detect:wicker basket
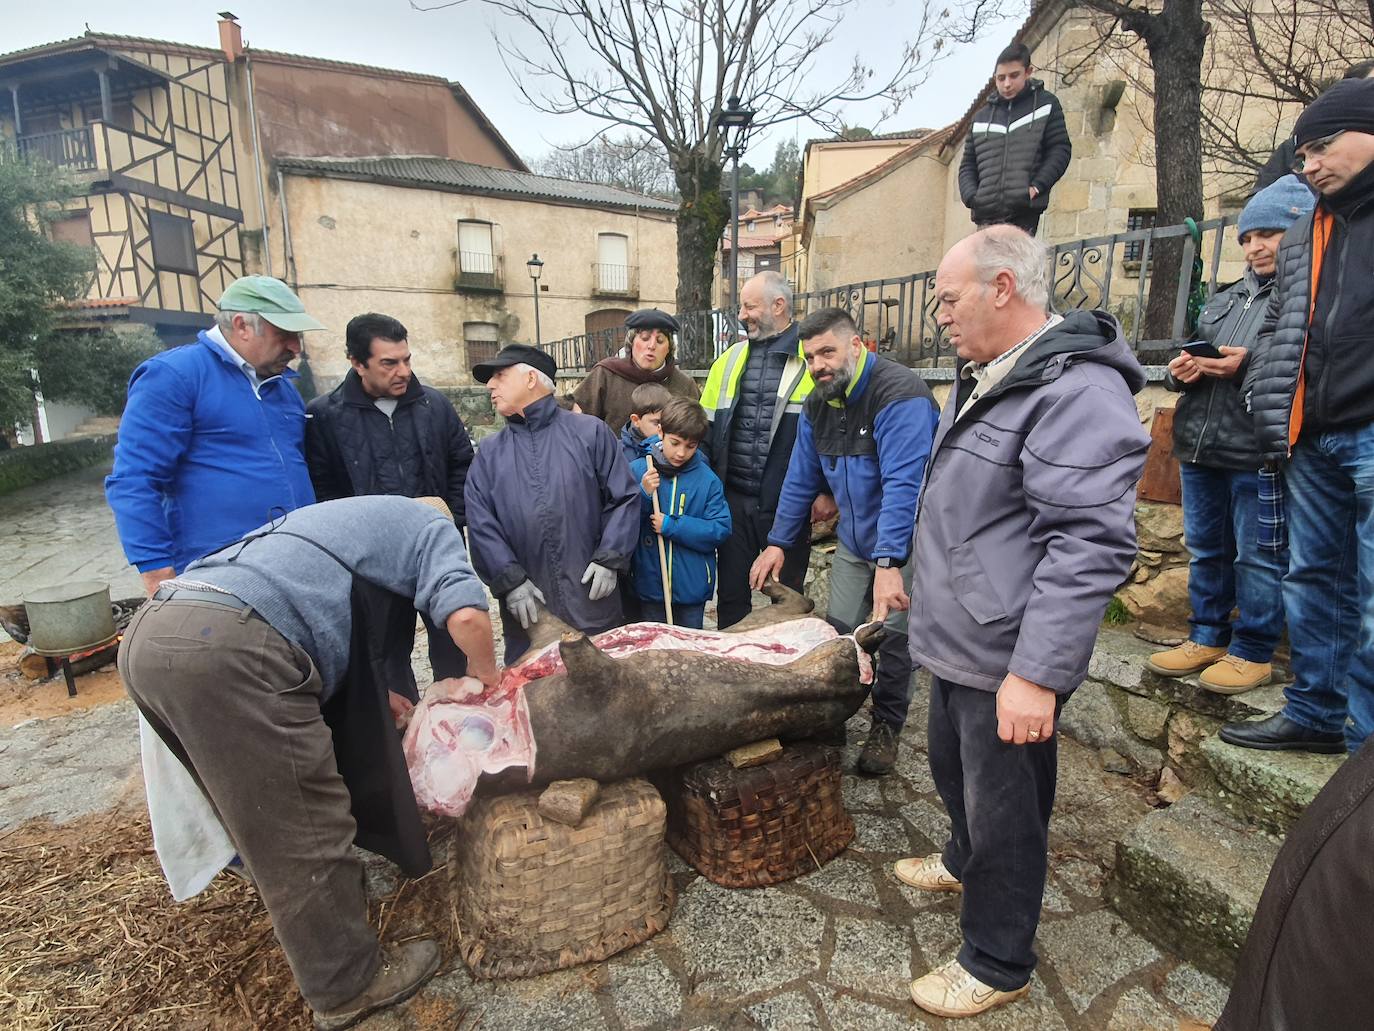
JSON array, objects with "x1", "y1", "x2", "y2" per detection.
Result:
[
  {"x1": 659, "y1": 741, "x2": 854, "y2": 888},
  {"x1": 449, "y1": 778, "x2": 674, "y2": 979}
]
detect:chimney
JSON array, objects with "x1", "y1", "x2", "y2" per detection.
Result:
[{"x1": 218, "y1": 12, "x2": 243, "y2": 63}]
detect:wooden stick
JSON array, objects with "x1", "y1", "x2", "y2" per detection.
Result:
[{"x1": 650, "y1": 491, "x2": 674, "y2": 625}]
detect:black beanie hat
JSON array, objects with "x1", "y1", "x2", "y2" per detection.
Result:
[{"x1": 1293, "y1": 78, "x2": 1374, "y2": 148}]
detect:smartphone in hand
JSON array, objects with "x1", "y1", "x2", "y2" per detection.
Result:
[{"x1": 1180, "y1": 341, "x2": 1224, "y2": 360}]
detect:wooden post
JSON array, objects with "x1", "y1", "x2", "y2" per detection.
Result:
[{"x1": 651, "y1": 492, "x2": 673, "y2": 625}]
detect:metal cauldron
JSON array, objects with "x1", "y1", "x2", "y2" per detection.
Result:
[{"x1": 23, "y1": 581, "x2": 118, "y2": 657}]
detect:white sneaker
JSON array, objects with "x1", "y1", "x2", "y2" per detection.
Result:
[{"x1": 909, "y1": 959, "x2": 1030, "y2": 1018}]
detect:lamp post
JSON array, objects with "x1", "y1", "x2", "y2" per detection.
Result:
[
  {"x1": 717, "y1": 95, "x2": 756, "y2": 314},
  {"x1": 526, "y1": 253, "x2": 544, "y2": 346}
]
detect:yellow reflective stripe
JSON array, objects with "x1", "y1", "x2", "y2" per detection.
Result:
[{"x1": 701, "y1": 341, "x2": 749, "y2": 413}]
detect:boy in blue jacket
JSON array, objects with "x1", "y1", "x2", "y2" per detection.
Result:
[
  {"x1": 631, "y1": 397, "x2": 732, "y2": 628},
  {"x1": 619, "y1": 382, "x2": 672, "y2": 465}
]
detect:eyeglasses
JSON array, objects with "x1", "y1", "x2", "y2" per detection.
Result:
[{"x1": 1292, "y1": 130, "x2": 1346, "y2": 173}]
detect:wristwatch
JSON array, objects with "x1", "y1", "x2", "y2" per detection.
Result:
[{"x1": 876, "y1": 557, "x2": 898, "y2": 568}]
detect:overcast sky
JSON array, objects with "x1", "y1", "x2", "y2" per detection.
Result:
[{"x1": 3, "y1": 0, "x2": 1023, "y2": 167}]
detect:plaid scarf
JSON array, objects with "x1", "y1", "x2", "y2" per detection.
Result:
[{"x1": 1258, "y1": 466, "x2": 1287, "y2": 553}]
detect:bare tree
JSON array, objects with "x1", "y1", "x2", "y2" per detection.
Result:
[
  {"x1": 533, "y1": 133, "x2": 677, "y2": 199},
  {"x1": 422, "y1": 0, "x2": 974, "y2": 313},
  {"x1": 1063, "y1": 0, "x2": 1208, "y2": 339},
  {"x1": 1201, "y1": 0, "x2": 1374, "y2": 182}
]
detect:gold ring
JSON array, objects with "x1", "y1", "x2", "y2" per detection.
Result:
[{"x1": 1028, "y1": 730, "x2": 1041, "y2": 740}]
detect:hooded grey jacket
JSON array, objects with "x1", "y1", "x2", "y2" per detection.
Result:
[{"x1": 907, "y1": 311, "x2": 1149, "y2": 694}]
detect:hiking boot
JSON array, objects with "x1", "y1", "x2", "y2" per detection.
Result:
[
  {"x1": 1146, "y1": 640, "x2": 1227, "y2": 678},
  {"x1": 857, "y1": 720, "x2": 900, "y2": 776},
  {"x1": 893, "y1": 853, "x2": 963, "y2": 894},
  {"x1": 1199, "y1": 655, "x2": 1273, "y2": 695},
  {"x1": 910, "y1": 959, "x2": 1031, "y2": 1018},
  {"x1": 313, "y1": 939, "x2": 441, "y2": 1031}
]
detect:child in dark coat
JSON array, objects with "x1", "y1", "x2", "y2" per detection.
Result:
[
  {"x1": 619, "y1": 383, "x2": 672, "y2": 465},
  {"x1": 631, "y1": 398, "x2": 731, "y2": 628}
]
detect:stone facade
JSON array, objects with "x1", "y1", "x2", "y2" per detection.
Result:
[{"x1": 271, "y1": 173, "x2": 678, "y2": 391}]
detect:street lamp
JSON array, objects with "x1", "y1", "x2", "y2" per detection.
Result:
[
  {"x1": 526, "y1": 253, "x2": 544, "y2": 346},
  {"x1": 717, "y1": 95, "x2": 755, "y2": 313}
]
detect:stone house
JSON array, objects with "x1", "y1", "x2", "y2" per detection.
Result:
[
  {"x1": 718, "y1": 203, "x2": 794, "y2": 309},
  {"x1": 788, "y1": 0, "x2": 1343, "y2": 299},
  {"x1": 1, "y1": 14, "x2": 676, "y2": 392},
  {"x1": 270, "y1": 156, "x2": 677, "y2": 390}
]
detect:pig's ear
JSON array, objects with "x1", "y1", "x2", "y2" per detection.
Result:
[
  {"x1": 524, "y1": 601, "x2": 576, "y2": 652},
  {"x1": 559, "y1": 631, "x2": 624, "y2": 688},
  {"x1": 854, "y1": 622, "x2": 888, "y2": 654}
]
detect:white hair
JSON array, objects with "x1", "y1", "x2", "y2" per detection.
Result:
[
  {"x1": 752, "y1": 269, "x2": 793, "y2": 310},
  {"x1": 215, "y1": 310, "x2": 264, "y2": 336},
  {"x1": 513, "y1": 363, "x2": 555, "y2": 392},
  {"x1": 970, "y1": 229, "x2": 1052, "y2": 311}
]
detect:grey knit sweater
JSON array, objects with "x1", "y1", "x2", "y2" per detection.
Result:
[{"x1": 184, "y1": 496, "x2": 488, "y2": 697}]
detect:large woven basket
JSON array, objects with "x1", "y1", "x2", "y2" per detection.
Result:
[
  {"x1": 449, "y1": 778, "x2": 674, "y2": 979},
  {"x1": 659, "y1": 742, "x2": 853, "y2": 888}
]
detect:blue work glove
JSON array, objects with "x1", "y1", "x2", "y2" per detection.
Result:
[
  {"x1": 581, "y1": 562, "x2": 618, "y2": 602},
  {"x1": 505, "y1": 580, "x2": 545, "y2": 629}
]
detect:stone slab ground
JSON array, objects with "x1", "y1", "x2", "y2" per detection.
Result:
[{"x1": 0, "y1": 466, "x2": 1239, "y2": 1028}]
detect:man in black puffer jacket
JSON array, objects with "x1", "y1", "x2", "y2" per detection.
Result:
[
  {"x1": 1148, "y1": 176, "x2": 1312, "y2": 696},
  {"x1": 1226, "y1": 78, "x2": 1374, "y2": 756},
  {"x1": 958, "y1": 43, "x2": 1072, "y2": 236},
  {"x1": 306, "y1": 312, "x2": 475, "y2": 679}
]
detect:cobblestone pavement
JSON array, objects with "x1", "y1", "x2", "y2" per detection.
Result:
[
  {"x1": 0, "y1": 468, "x2": 1231, "y2": 1029},
  {"x1": 0, "y1": 462, "x2": 143, "y2": 603}
]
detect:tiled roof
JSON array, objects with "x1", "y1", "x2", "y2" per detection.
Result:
[
  {"x1": 275, "y1": 155, "x2": 678, "y2": 213},
  {"x1": 57, "y1": 297, "x2": 138, "y2": 308}
]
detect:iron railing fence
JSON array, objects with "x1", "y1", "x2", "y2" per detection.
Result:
[
  {"x1": 544, "y1": 309, "x2": 744, "y2": 374},
  {"x1": 543, "y1": 215, "x2": 1241, "y2": 372}
]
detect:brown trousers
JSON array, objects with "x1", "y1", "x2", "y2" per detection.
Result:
[{"x1": 119, "y1": 599, "x2": 380, "y2": 1010}]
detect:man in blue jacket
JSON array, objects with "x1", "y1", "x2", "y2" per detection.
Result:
[
  {"x1": 750, "y1": 307, "x2": 939, "y2": 775},
  {"x1": 465, "y1": 344, "x2": 640, "y2": 662},
  {"x1": 106, "y1": 276, "x2": 323, "y2": 593}
]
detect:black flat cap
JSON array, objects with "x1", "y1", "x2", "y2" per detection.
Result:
[
  {"x1": 625, "y1": 308, "x2": 681, "y2": 335},
  {"x1": 471, "y1": 343, "x2": 557, "y2": 384}
]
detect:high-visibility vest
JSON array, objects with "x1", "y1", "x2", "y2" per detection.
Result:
[{"x1": 700, "y1": 336, "x2": 813, "y2": 452}]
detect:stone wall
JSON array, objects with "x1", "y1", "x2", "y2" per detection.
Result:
[{"x1": 0, "y1": 435, "x2": 116, "y2": 496}]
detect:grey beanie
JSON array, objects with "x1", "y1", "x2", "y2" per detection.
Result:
[{"x1": 1238, "y1": 174, "x2": 1314, "y2": 240}]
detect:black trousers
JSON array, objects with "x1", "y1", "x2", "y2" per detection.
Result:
[
  {"x1": 927, "y1": 676, "x2": 1063, "y2": 990},
  {"x1": 717, "y1": 488, "x2": 811, "y2": 629},
  {"x1": 976, "y1": 211, "x2": 1041, "y2": 237},
  {"x1": 418, "y1": 609, "x2": 467, "y2": 683}
]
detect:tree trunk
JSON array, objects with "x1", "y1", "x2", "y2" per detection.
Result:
[
  {"x1": 1139, "y1": 0, "x2": 1207, "y2": 340},
  {"x1": 671, "y1": 149, "x2": 728, "y2": 316}
]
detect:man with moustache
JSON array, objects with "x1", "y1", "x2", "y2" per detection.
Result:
[
  {"x1": 1225, "y1": 78, "x2": 1374, "y2": 755},
  {"x1": 306, "y1": 312, "x2": 475, "y2": 680},
  {"x1": 750, "y1": 307, "x2": 938, "y2": 775}
]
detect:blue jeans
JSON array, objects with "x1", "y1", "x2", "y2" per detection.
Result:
[
  {"x1": 1282, "y1": 424, "x2": 1374, "y2": 751},
  {"x1": 1179, "y1": 463, "x2": 1286, "y2": 662},
  {"x1": 639, "y1": 599, "x2": 705, "y2": 629}
]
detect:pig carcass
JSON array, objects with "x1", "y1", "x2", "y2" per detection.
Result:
[{"x1": 404, "y1": 583, "x2": 882, "y2": 818}]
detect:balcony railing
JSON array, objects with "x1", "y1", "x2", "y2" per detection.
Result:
[
  {"x1": 14, "y1": 126, "x2": 97, "y2": 170},
  {"x1": 592, "y1": 262, "x2": 639, "y2": 298},
  {"x1": 456, "y1": 251, "x2": 503, "y2": 292},
  {"x1": 544, "y1": 215, "x2": 1241, "y2": 372}
]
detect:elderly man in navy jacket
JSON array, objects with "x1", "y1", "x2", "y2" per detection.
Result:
[
  {"x1": 464, "y1": 345, "x2": 640, "y2": 662},
  {"x1": 750, "y1": 307, "x2": 939, "y2": 776}
]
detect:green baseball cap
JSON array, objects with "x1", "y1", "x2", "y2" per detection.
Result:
[{"x1": 217, "y1": 275, "x2": 325, "y2": 332}]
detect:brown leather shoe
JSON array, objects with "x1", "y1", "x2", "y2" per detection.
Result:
[
  {"x1": 857, "y1": 720, "x2": 900, "y2": 776},
  {"x1": 313, "y1": 939, "x2": 441, "y2": 1031},
  {"x1": 1146, "y1": 641, "x2": 1227, "y2": 678},
  {"x1": 910, "y1": 959, "x2": 1030, "y2": 1018},
  {"x1": 1199, "y1": 655, "x2": 1273, "y2": 694}
]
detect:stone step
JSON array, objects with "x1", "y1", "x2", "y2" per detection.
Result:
[
  {"x1": 66, "y1": 415, "x2": 121, "y2": 440},
  {"x1": 1108, "y1": 793, "x2": 1280, "y2": 982},
  {"x1": 1200, "y1": 734, "x2": 1343, "y2": 836}
]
